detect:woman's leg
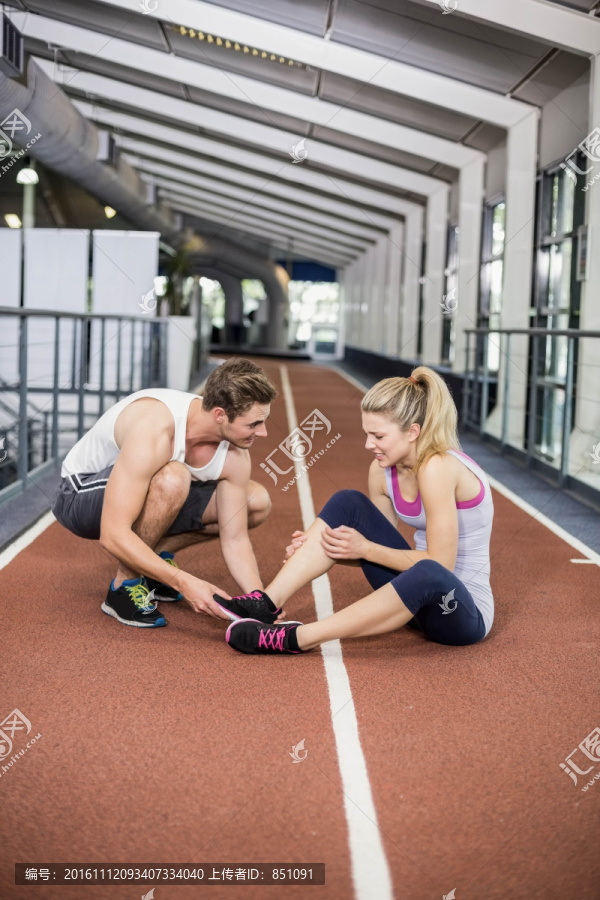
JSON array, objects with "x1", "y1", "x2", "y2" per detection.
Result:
[
  {"x1": 296, "y1": 582, "x2": 415, "y2": 649},
  {"x1": 294, "y1": 559, "x2": 487, "y2": 650},
  {"x1": 266, "y1": 516, "x2": 333, "y2": 606},
  {"x1": 267, "y1": 489, "x2": 412, "y2": 607}
]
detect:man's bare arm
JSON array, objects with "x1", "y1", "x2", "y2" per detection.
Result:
[
  {"x1": 216, "y1": 449, "x2": 264, "y2": 592},
  {"x1": 100, "y1": 404, "x2": 229, "y2": 618}
]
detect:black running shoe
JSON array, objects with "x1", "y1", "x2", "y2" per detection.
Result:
[
  {"x1": 226, "y1": 618, "x2": 306, "y2": 655},
  {"x1": 101, "y1": 577, "x2": 167, "y2": 628},
  {"x1": 145, "y1": 553, "x2": 183, "y2": 602},
  {"x1": 213, "y1": 589, "x2": 283, "y2": 624}
]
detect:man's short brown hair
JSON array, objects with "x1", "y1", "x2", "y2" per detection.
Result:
[{"x1": 202, "y1": 358, "x2": 277, "y2": 421}]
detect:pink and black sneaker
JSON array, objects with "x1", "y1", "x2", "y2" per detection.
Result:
[
  {"x1": 225, "y1": 619, "x2": 307, "y2": 655},
  {"x1": 213, "y1": 590, "x2": 283, "y2": 624}
]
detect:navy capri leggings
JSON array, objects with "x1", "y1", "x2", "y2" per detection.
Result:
[{"x1": 319, "y1": 490, "x2": 487, "y2": 646}]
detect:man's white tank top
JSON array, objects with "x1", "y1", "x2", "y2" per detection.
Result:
[
  {"x1": 60, "y1": 388, "x2": 229, "y2": 482},
  {"x1": 384, "y1": 449, "x2": 494, "y2": 636}
]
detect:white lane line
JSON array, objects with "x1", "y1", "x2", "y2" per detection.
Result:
[
  {"x1": 332, "y1": 366, "x2": 600, "y2": 566},
  {"x1": 280, "y1": 364, "x2": 394, "y2": 900},
  {"x1": 485, "y1": 475, "x2": 600, "y2": 566},
  {"x1": 0, "y1": 511, "x2": 56, "y2": 571},
  {"x1": 570, "y1": 558, "x2": 599, "y2": 565}
]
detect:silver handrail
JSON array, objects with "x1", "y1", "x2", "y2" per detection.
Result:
[
  {"x1": 0, "y1": 307, "x2": 169, "y2": 502},
  {"x1": 463, "y1": 327, "x2": 600, "y2": 496}
]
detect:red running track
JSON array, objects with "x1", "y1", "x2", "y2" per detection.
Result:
[{"x1": 1, "y1": 359, "x2": 599, "y2": 900}]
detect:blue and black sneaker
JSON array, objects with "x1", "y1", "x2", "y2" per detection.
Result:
[
  {"x1": 101, "y1": 577, "x2": 167, "y2": 628},
  {"x1": 145, "y1": 551, "x2": 184, "y2": 602}
]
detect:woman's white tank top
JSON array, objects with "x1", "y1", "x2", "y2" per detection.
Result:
[
  {"x1": 384, "y1": 449, "x2": 494, "y2": 636},
  {"x1": 60, "y1": 388, "x2": 229, "y2": 482}
]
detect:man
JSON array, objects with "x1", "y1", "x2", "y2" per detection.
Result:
[{"x1": 51, "y1": 357, "x2": 277, "y2": 628}]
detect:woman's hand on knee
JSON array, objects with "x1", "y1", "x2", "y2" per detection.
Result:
[
  {"x1": 321, "y1": 525, "x2": 370, "y2": 560},
  {"x1": 283, "y1": 530, "x2": 306, "y2": 563}
]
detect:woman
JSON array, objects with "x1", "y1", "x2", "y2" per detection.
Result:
[{"x1": 215, "y1": 366, "x2": 494, "y2": 655}]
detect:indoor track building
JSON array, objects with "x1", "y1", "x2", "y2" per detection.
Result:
[{"x1": 0, "y1": 1, "x2": 599, "y2": 898}]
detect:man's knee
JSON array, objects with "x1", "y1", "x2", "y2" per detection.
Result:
[
  {"x1": 150, "y1": 461, "x2": 191, "y2": 500},
  {"x1": 248, "y1": 481, "x2": 271, "y2": 526}
]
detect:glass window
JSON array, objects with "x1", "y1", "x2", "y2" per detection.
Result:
[
  {"x1": 441, "y1": 225, "x2": 459, "y2": 365},
  {"x1": 479, "y1": 201, "x2": 506, "y2": 374},
  {"x1": 531, "y1": 161, "x2": 583, "y2": 465}
]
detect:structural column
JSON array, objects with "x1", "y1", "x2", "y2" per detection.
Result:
[
  {"x1": 570, "y1": 51, "x2": 600, "y2": 483},
  {"x1": 421, "y1": 185, "x2": 449, "y2": 366},
  {"x1": 453, "y1": 155, "x2": 485, "y2": 372},
  {"x1": 384, "y1": 222, "x2": 404, "y2": 357},
  {"x1": 400, "y1": 206, "x2": 424, "y2": 360},
  {"x1": 486, "y1": 109, "x2": 538, "y2": 446},
  {"x1": 370, "y1": 238, "x2": 388, "y2": 354}
]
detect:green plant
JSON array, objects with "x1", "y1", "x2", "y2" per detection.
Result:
[{"x1": 164, "y1": 246, "x2": 192, "y2": 316}]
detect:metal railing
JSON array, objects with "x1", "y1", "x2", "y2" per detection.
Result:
[
  {"x1": 0, "y1": 307, "x2": 169, "y2": 503},
  {"x1": 463, "y1": 327, "x2": 600, "y2": 493}
]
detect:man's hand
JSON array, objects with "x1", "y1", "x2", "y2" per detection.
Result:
[
  {"x1": 283, "y1": 530, "x2": 306, "y2": 563},
  {"x1": 178, "y1": 573, "x2": 232, "y2": 619},
  {"x1": 320, "y1": 525, "x2": 370, "y2": 560}
]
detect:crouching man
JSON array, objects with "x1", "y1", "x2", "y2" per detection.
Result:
[{"x1": 51, "y1": 357, "x2": 277, "y2": 628}]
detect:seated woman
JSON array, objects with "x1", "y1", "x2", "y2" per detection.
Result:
[{"x1": 216, "y1": 366, "x2": 494, "y2": 655}]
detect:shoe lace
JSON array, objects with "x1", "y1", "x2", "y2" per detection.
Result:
[
  {"x1": 258, "y1": 626, "x2": 286, "y2": 652},
  {"x1": 165, "y1": 557, "x2": 179, "y2": 569},
  {"x1": 125, "y1": 582, "x2": 156, "y2": 611},
  {"x1": 239, "y1": 591, "x2": 264, "y2": 602}
]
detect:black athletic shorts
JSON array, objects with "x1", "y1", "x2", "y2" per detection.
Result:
[{"x1": 51, "y1": 466, "x2": 218, "y2": 541}]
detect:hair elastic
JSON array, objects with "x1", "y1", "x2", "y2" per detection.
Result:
[{"x1": 408, "y1": 376, "x2": 418, "y2": 384}]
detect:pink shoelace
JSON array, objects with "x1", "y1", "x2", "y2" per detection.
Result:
[
  {"x1": 240, "y1": 591, "x2": 264, "y2": 601},
  {"x1": 258, "y1": 626, "x2": 287, "y2": 652}
]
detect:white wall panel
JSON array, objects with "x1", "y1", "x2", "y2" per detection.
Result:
[
  {"x1": 0, "y1": 230, "x2": 22, "y2": 408},
  {"x1": 90, "y1": 231, "x2": 160, "y2": 392},
  {"x1": 23, "y1": 228, "x2": 89, "y2": 390}
]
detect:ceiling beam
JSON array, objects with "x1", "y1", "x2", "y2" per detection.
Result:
[
  {"x1": 87, "y1": 0, "x2": 539, "y2": 122},
  {"x1": 126, "y1": 156, "x2": 382, "y2": 242},
  {"x1": 72, "y1": 99, "x2": 417, "y2": 221},
  {"x1": 34, "y1": 57, "x2": 444, "y2": 197},
  {"x1": 11, "y1": 13, "x2": 482, "y2": 168},
  {"x1": 168, "y1": 197, "x2": 352, "y2": 267},
  {"x1": 159, "y1": 181, "x2": 370, "y2": 252},
  {"x1": 163, "y1": 188, "x2": 361, "y2": 256},
  {"x1": 418, "y1": 0, "x2": 600, "y2": 57}
]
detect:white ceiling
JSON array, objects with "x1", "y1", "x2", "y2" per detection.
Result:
[{"x1": 0, "y1": 0, "x2": 596, "y2": 268}]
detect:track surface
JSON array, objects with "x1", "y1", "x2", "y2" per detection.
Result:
[{"x1": 1, "y1": 360, "x2": 599, "y2": 899}]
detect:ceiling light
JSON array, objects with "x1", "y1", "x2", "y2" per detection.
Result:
[
  {"x1": 173, "y1": 25, "x2": 304, "y2": 68},
  {"x1": 16, "y1": 167, "x2": 39, "y2": 185},
  {"x1": 4, "y1": 214, "x2": 22, "y2": 229},
  {"x1": 104, "y1": 206, "x2": 117, "y2": 219}
]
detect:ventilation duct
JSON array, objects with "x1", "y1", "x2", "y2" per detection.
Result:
[
  {"x1": 0, "y1": 14, "x2": 23, "y2": 77},
  {"x1": 0, "y1": 56, "x2": 288, "y2": 347}
]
